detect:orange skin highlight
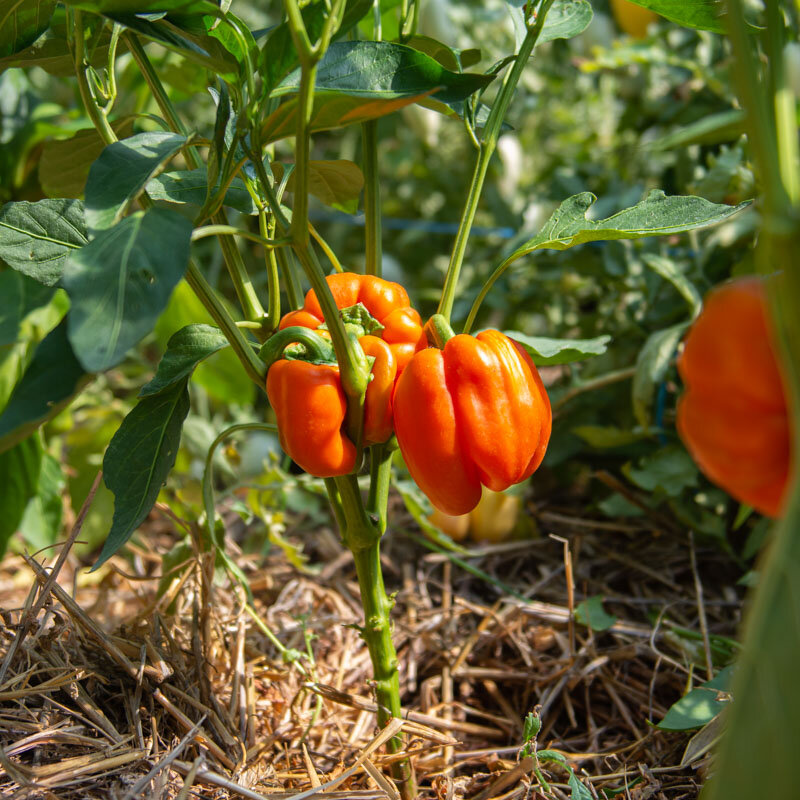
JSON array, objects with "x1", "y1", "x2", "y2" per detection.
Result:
[
  {"x1": 279, "y1": 273, "x2": 424, "y2": 444},
  {"x1": 677, "y1": 276, "x2": 792, "y2": 517},
  {"x1": 393, "y1": 330, "x2": 552, "y2": 515},
  {"x1": 266, "y1": 359, "x2": 356, "y2": 478}
]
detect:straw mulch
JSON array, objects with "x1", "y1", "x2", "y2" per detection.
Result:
[{"x1": 0, "y1": 475, "x2": 741, "y2": 800}]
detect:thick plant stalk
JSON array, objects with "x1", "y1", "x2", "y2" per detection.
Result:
[{"x1": 331, "y1": 475, "x2": 416, "y2": 798}]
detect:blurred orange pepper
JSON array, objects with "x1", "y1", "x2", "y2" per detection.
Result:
[{"x1": 677, "y1": 276, "x2": 792, "y2": 517}]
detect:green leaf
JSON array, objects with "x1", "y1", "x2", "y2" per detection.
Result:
[
  {"x1": 0, "y1": 0, "x2": 57, "y2": 58},
  {"x1": 38, "y1": 118, "x2": 135, "y2": 199},
  {"x1": 60, "y1": 0, "x2": 218, "y2": 13},
  {"x1": 84, "y1": 131, "x2": 186, "y2": 233},
  {"x1": 63, "y1": 207, "x2": 192, "y2": 372},
  {"x1": 503, "y1": 331, "x2": 611, "y2": 365},
  {"x1": 507, "y1": 191, "x2": 749, "y2": 263},
  {"x1": 263, "y1": 41, "x2": 493, "y2": 143},
  {"x1": 538, "y1": 0, "x2": 593, "y2": 44},
  {"x1": 624, "y1": 445, "x2": 698, "y2": 497},
  {"x1": 0, "y1": 435, "x2": 42, "y2": 556},
  {"x1": 18, "y1": 451, "x2": 65, "y2": 552},
  {"x1": 259, "y1": 0, "x2": 372, "y2": 93},
  {"x1": 271, "y1": 160, "x2": 364, "y2": 209},
  {"x1": 403, "y1": 34, "x2": 463, "y2": 72},
  {"x1": 95, "y1": 378, "x2": 190, "y2": 569},
  {"x1": 658, "y1": 667, "x2": 733, "y2": 731},
  {"x1": 567, "y1": 770, "x2": 593, "y2": 800},
  {"x1": 0, "y1": 199, "x2": 88, "y2": 286},
  {"x1": 649, "y1": 109, "x2": 746, "y2": 151},
  {"x1": 146, "y1": 169, "x2": 257, "y2": 214},
  {"x1": 575, "y1": 595, "x2": 617, "y2": 631},
  {"x1": 642, "y1": 254, "x2": 702, "y2": 317},
  {"x1": 0, "y1": 320, "x2": 90, "y2": 453},
  {"x1": 0, "y1": 272, "x2": 55, "y2": 347},
  {"x1": 632, "y1": 322, "x2": 687, "y2": 428},
  {"x1": 621, "y1": 0, "x2": 729, "y2": 34},
  {"x1": 0, "y1": 10, "x2": 116, "y2": 76},
  {"x1": 140, "y1": 323, "x2": 229, "y2": 397}
]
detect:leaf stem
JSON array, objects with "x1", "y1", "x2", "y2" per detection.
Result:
[
  {"x1": 437, "y1": 0, "x2": 555, "y2": 323},
  {"x1": 191, "y1": 225, "x2": 291, "y2": 248},
  {"x1": 462, "y1": 252, "x2": 516, "y2": 334}
]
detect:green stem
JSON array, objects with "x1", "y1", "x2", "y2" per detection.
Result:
[
  {"x1": 310, "y1": 222, "x2": 345, "y2": 273},
  {"x1": 362, "y1": 120, "x2": 382, "y2": 277},
  {"x1": 191, "y1": 224, "x2": 291, "y2": 248},
  {"x1": 437, "y1": 0, "x2": 555, "y2": 323},
  {"x1": 259, "y1": 326, "x2": 334, "y2": 368},
  {"x1": 328, "y1": 476, "x2": 416, "y2": 798},
  {"x1": 72, "y1": 10, "x2": 116, "y2": 144},
  {"x1": 366, "y1": 442, "x2": 394, "y2": 534},
  {"x1": 290, "y1": 62, "x2": 317, "y2": 247},
  {"x1": 462, "y1": 252, "x2": 515, "y2": 334},
  {"x1": 260, "y1": 209, "x2": 282, "y2": 329}
]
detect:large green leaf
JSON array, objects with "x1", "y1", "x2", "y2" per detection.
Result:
[
  {"x1": 632, "y1": 322, "x2": 687, "y2": 429},
  {"x1": 38, "y1": 118, "x2": 135, "y2": 199},
  {"x1": 0, "y1": 435, "x2": 42, "y2": 556},
  {"x1": 263, "y1": 41, "x2": 493, "y2": 142},
  {"x1": 504, "y1": 331, "x2": 611, "y2": 365},
  {"x1": 140, "y1": 323, "x2": 229, "y2": 397},
  {"x1": 84, "y1": 131, "x2": 186, "y2": 233},
  {"x1": 95, "y1": 377, "x2": 190, "y2": 568},
  {"x1": 507, "y1": 191, "x2": 749, "y2": 262},
  {"x1": 146, "y1": 169, "x2": 257, "y2": 214},
  {"x1": 0, "y1": 199, "x2": 88, "y2": 286},
  {"x1": 0, "y1": 0, "x2": 57, "y2": 58},
  {"x1": 63, "y1": 207, "x2": 192, "y2": 372},
  {"x1": 0, "y1": 320, "x2": 90, "y2": 453},
  {"x1": 621, "y1": 0, "x2": 728, "y2": 34}
]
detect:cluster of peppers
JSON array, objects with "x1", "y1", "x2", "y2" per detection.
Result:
[{"x1": 262, "y1": 272, "x2": 553, "y2": 515}]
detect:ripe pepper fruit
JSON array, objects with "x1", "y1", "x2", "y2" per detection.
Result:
[
  {"x1": 279, "y1": 272, "x2": 424, "y2": 444},
  {"x1": 267, "y1": 356, "x2": 356, "y2": 478},
  {"x1": 393, "y1": 327, "x2": 552, "y2": 516},
  {"x1": 676, "y1": 276, "x2": 792, "y2": 518}
]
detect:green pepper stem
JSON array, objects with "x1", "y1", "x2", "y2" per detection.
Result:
[
  {"x1": 436, "y1": 0, "x2": 555, "y2": 323},
  {"x1": 259, "y1": 327, "x2": 334, "y2": 370},
  {"x1": 424, "y1": 314, "x2": 456, "y2": 348},
  {"x1": 367, "y1": 442, "x2": 394, "y2": 533},
  {"x1": 462, "y1": 252, "x2": 515, "y2": 334}
]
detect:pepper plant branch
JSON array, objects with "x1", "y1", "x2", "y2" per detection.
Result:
[
  {"x1": 124, "y1": 33, "x2": 269, "y2": 330},
  {"x1": 260, "y1": 210, "x2": 282, "y2": 328},
  {"x1": 72, "y1": 10, "x2": 116, "y2": 144},
  {"x1": 73, "y1": 27, "x2": 265, "y2": 386},
  {"x1": 362, "y1": 120, "x2": 382, "y2": 277},
  {"x1": 437, "y1": 0, "x2": 555, "y2": 324},
  {"x1": 191, "y1": 225, "x2": 291, "y2": 248},
  {"x1": 462, "y1": 252, "x2": 517, "y2": 334},
  {"x1": 366, "y1": 442, "x2": 394, "y2": 534},
  {"x1": 310, "y1": 223, "x2": 344, "y2": 273}
]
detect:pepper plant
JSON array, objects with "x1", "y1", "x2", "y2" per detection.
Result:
[{"x1": 0, "y1": 0, "x2": 769, "y2": 795}]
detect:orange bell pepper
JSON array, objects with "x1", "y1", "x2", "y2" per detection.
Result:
[
  {"x1": 677, "y1": 276, "x2": 792, "y2": 517},
  {"x1": 279, "y1": 273, "x2": 424, "y2": 444},
  {"x1": 393, "y1": 329, "x2": 552, "y2": 515},
  {"x1": 266, "y1": 358, "x2": 356, "y2": 478}
]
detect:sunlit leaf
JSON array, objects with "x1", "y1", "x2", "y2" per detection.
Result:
[
  {"x1": 504, "y1": 331, "x2": 611, "y2": 365},
  {"x1": 146, "y1": 169, "x2": 258, "y2": 214},
  {"x1": 0, "y1": 0, "x2": 57, "y2": 58}
]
